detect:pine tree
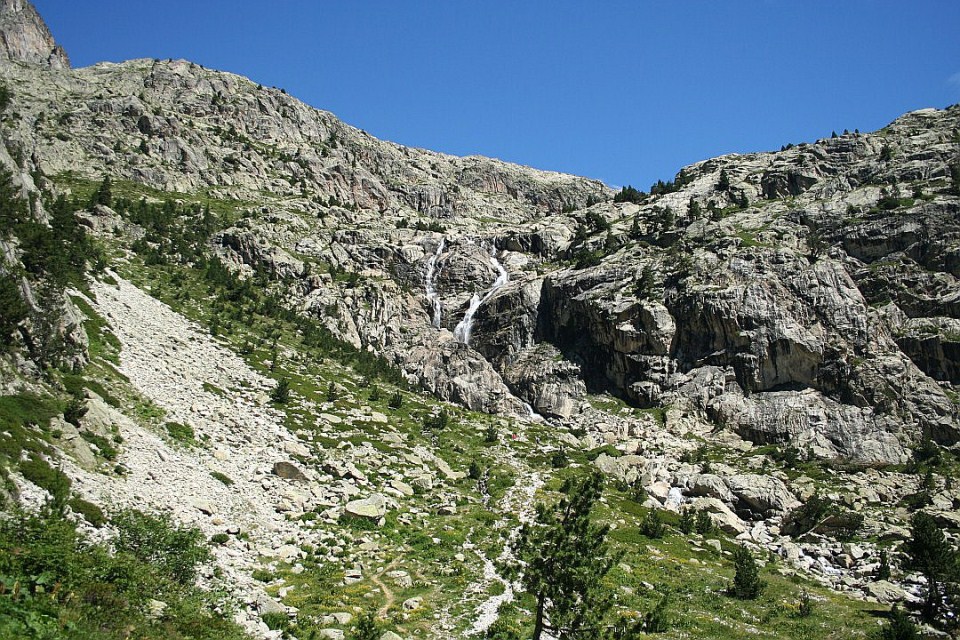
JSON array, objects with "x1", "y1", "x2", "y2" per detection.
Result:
[
  {"x1": 730, "y1": 545, "x2": 764, "y2": 599},
  {"x1": 878, "y1": 605, "x2": 919, "y2": 640},
  {"x1": 902, "y1": 511, "x2": 957, "y2": 621},
  {"x1": 269, "y1": 377, "x2": 290, "y2": 404},
  {"x1": 512, "y1": 472, "x2": 619, "y2": 639},
  {"x1": 0, "y1": 274, "x2": 27, "y2": 341},
  {"x1": 92, "y1": 175, "x2": 113, "y2": 208},
  {"x1": 717, "y1": 169, "x2": 731, "y2": 192}
]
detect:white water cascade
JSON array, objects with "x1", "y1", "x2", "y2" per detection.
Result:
[
  {"x1": 454, "y1": 246, "x2": 509, "y2": 345},
  {"x1": 424, "y1": 238, "x2": 446, "y2": 328}
]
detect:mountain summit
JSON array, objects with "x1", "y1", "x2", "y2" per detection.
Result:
[{"x1": 0, "y1": 0, "x2": 68, "y2": 68}]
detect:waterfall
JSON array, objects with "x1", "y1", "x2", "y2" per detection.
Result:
[
  {"x1": 454, "y1": 246, "x2": 509, "y2": 345},
  {"x1": 424, "y1": 238, "x2": 445, "y2": 328}
]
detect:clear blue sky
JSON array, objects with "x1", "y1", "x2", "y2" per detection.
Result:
[{"x1": 33, "y1": 1, "x2": 960, "y2": 189}]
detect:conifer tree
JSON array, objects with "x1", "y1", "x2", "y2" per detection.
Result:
[
  {"x1": 512, "y1": 472, "x2": 618, "y2": 639},
  {"x1": 902, "y1": 511, "x2": 957, "y2": 622}
]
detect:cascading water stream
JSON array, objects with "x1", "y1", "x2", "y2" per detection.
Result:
[
  {"x1": 454, "y1": 246, "x2": 509, "y2": 345},
  {"x1": 424, "y1": 238, "x2": 446, "y2": 329}
]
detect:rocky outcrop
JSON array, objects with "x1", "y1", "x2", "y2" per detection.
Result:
[
  {"x1": 0, "y1": 0, "x2": 68, "y2": 68},
  {"x1": 2, "y1": 2, "x2": 959, "y2": 466}
]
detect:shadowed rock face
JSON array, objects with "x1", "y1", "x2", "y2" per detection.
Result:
[
  {"x1": 0, "y1": 0, "x2": 68, "y2": 68},
  {"x1": 1, "y1": 1, "x2": 959, "y2": 465}
]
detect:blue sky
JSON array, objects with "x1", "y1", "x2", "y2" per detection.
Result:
[{"x1": 33, "y1": 1, "x2": 960, "y2": 189}]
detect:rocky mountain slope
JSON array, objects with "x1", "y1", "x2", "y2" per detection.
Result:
[{"x1": 2, "y1": 2, "x2": 960, "y2": 639}]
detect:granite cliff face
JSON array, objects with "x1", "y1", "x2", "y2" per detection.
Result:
[
  {"x1": 3, "y1": 2, "x2": 960, "y2": 637},
  {"x1": 1, "y1": 24, "x2": 958, "y2": 461},
  {"x1": 0, "y1": 0, "x2": 68, "y2": 68},
  {"x1": 5, "y1": 37, "x2": 958, "y2": 461}
]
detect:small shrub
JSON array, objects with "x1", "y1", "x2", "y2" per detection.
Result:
[
  {"x1": 484, "y1": 423, "x2": 498, "y2": 444},
  {"x1": 877, "y1": 605, "x2": 919, "y2": 640},
  {"x1": 211, "y1": 470, "x2": 234, "y2": 486},
  {"x1": 640, "y1": 509, "x2": 666, "y2": 539},
  {"x1": 875, "y1": 549, "x2": 891, "y2": 580},
  {"x1": 261, "y1": 611, "x2": 288, "y2": 632},
  {"x1": 368, "y1": 385, "x2": 381, "y2": 402},
  {"x1": 422, "y1": 408, "x2": 450, "y2": 431},
  {"x1": 550, "y1": 448, "x2": 568, "y2": 469},
  {"x1": 113, "y1": 509, "x2": 210, "y2": 583},
  {"x1": 80, "y1": 430, "x2": 118, "y2": 460},
  {"x1": 353, "y1": 609, "x2": 379, "y2": 640},
  {"x1": 468, "y1": 460, "x2": 483, "y2": 480},
  {"x1": 694, "y1": 508, "x2": 714, "y2": 535},
  {"x1": 795, "y1": 590, "x2": 813, "y2": 618},
  {"x1": 210, "y1": 532, "x2": 229, "y2": 545},
  {"x1": 326, "y1": 381, "x2": 338, "y2": 402},
  {"x1": 63, "y1": 395, "x2": 88, "y2": 427},
  {"x1": 164, "y1": 421, "x2": 195, "y2": 444},
  {"x1": 251, "y1": 568, "x2": 274, "y2": 582},
  {"x1": 645, "y1": 594, "x2": 671, "y2": 632},
  {"x1": 585, "y1": 444, "x2": 621, "y2": 461},
  {"x1": 387, "y1": 390, "x2": 403, "y2": 409},
  {"x1": 19, "y1": 455, "x2": 71, "y2": 511},
  {"x1": 784, "y1": 492, "x2": 833, "y2": 535},
  {"x1": 68, "y1": 497, "x2": 106, "y2": 526}
]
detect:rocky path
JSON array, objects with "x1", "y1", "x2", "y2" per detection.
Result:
[
  {"x1": 462, "y1": 441, "x2": 543, "y2": 637},
  {"x1": 67, "y1": 275, "x2": 328, "y2": 638}
]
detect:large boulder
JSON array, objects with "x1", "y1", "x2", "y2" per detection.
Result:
[
  {"x1": 344, "y1": 493, "x2": 387, "y2": 520},
  {"x1": 724, "y1": 474, "x2": 800, "y2": 517}
]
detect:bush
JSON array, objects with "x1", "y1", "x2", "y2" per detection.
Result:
[
  {"x1": 695, "y1": 508, "x2": 714, "y2": 535},
  {"x1": 210, "y1": 532, "x2": 229, "y2": 545},
  {"x1": 730, "y1": 546, "x2": 764, "y2": 599},
  {"x1": 261, "y1": 611, "x2": 289, "y2": 632},
  {"x1": 468, "y1": 460, "x2": 483, "y2": 480},
  {"x1": 644, "y1": 594, "x2": 671, "y2": 632},
  {"x1": 387, "y1": 390, "x2": 403, "y2": 409},
  {"x1": 251, "y1": 568, "x2": 274, "y2": 582},
  {"x1": 80, "y1": 430, "x2": 118, "y2": 460},
  {"x1": 210, "y1": 470, "x2": 234, "y2": 486},
  {"x1": 63, "y1": 395, "x2": 88, "y2": 427},
  {"x1": 877, "y1": 605, "x2": 919, "y2": 640},
  {"x1": 678, "y1": 507, "x2": 695, "y2": 534},
  {"x1": 353, "y1": 609, "x2": 379, "y2": 640},
  {"x1": 0, "y1": 509, "x2": 249, "y2": 640},
  {"x1": 585, "y1": 444, "x2": 621, "y2": 461},
  {"x1": 484, "y1": 424, "x2": 498, "y2": 444},
  {"x1": 550, "y1": 448, "x2": 568, "y2": 469},
  {"x1": 113, "y1": 509, "x2": 210, "y2": 583},
  {"x1": 784, "y1": 492, "x2": 833, "y2": 535},
  {"x1": 640, "y1": 509, "x2": 666, "y2": 539},
  {"x1": 68, "y1": 496, "x2": 106, "y2": 526},
  {"x1": 875, "y1": 549, "x2": 891, "y2": 580},
  {"x1": 19, "y1": 454, "x2": 71, "y2": 511},
  {"x1": 164, "y1": 420, "x2": 195, "y2": 444}
]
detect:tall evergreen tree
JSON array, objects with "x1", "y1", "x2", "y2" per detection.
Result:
[
  {"x1": 902, "y1": 511, "x2": 957, "y2": 622},
  {"x1": 512, "y1": 472, "x2": 618, "y2": 639}
]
